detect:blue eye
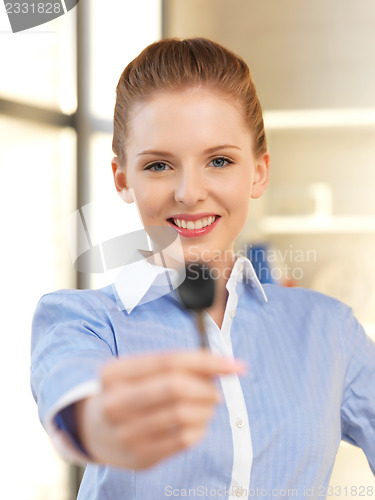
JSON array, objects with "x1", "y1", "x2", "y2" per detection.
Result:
[
  {"x1": 211, "y1": 157, "x2": 233, "y2": 168},
  {"x1": 145, "y1": 162, "x2": 170, "y2": 172}
]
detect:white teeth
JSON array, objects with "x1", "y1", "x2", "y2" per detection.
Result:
[{"x1": 172, "y1": 216, "x2": 217, "y2": 230}]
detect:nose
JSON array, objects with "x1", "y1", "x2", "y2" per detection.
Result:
[{"x1": 174, "y1": 167, "x2": 207, "y2": 206}]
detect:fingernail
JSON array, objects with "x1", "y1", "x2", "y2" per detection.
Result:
[{"x1": 222, "y1": 358, "x2": 248, "y2": 373}]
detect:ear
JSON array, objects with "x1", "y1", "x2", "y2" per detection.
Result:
[
  {"x1": 251, "y1": 151, "x2": 270, "y2": 199},
  {"x1": 111, "y1": 156, "x2": 134, "y2": 203}
]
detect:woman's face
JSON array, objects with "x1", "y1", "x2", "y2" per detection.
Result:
[{"x1": 112, "y1": 87, "x2": 269, "y2": 265}]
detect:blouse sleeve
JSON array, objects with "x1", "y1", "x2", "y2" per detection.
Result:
[
  {"x1": 30, "y1": 290, "x2": 117, "y2": 464},
  {"x1": 340, "y1": 303, "x2": 375, "y2": 475}
]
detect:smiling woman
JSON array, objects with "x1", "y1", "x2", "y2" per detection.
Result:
[
  {"x1": 30, "y1": 37, "x2": 375, "y2": 500},
  {"x1": 112, "y1": 87, "x2": 269, "y2": 270},
  {"x1": 110, "y1": 41, "x2": 269, "y2": 328}
]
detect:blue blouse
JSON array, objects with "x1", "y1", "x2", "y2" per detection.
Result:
[{"x1": 30, "y1": 256, "x2": 375, "y2": 499}]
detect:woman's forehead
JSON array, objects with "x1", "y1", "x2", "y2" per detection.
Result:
[
  {"x1": 133, "y1": 85, "x2": 243, "y2": 112},
  {"x1": 128, "y1": 88, "x2": 250, "y2": 144}
]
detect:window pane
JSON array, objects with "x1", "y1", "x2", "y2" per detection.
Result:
[
  {"x1": 89, "y1": 0, "x2": 161, "y2": 119},
  {"x1": 88, "y1": 132, "x2": 123, "y2": 289},
  {"x1": 0, "y1": 116, "x2": 76, "y2": 500},
  {"x1": 0, "y1": 12, "x2": 76, "y2": 113}
]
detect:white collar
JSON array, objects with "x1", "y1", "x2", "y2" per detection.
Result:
[{"x1": 113, "y1": 254, "x2": 268, "y2": 314}]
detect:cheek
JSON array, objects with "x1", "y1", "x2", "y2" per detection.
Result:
[
  {"x1": 228, "y1": 183, "x2": 252, "y2": 225},
  {"x1": 224, "y1": 175, "x2": 252, "y2": 205},
  {"x1": 131, "y1": 188, "x2": 151, "y2": 217},
  {"x1": 133, "y1": 186, "x2": 166, "y2": 220}
]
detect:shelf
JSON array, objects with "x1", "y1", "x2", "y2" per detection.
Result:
[
  {"x1": 257, "y1": 215, "x2": 375, "y2": 234},
  {"x1": 263, "y1": 108, "x2": 375, "y2": 130}
]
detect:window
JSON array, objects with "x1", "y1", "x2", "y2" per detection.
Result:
[{"x1": 0, "y1": 2, "x2": 161, "y2": 498}]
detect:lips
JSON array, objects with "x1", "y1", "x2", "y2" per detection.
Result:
[
  {"x1": 171, "y1": 215, "x2": 217, "y2": 229},
  {"x1": 167, "y1": 214, "x2": 221, "y2": 238}
]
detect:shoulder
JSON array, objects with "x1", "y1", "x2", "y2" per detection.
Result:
[
  {"x1": 34, "y1": 285, "x2": 118, "y2": 319},
  {"x1": 262, "y1": 283, "x2": 348, "y2": 314},
  {"x1": 255, "y1": 286, "x2": 370, "y2": 364},
  {"x1": 259, "y1": 284, "x2": 356, "y2": 341},
  {"x1": 31, "y1": 286, "x2": 122, "y2": 355},
  {"x1": 32, "y1": 286, "x2": 123, "y2": 341}
]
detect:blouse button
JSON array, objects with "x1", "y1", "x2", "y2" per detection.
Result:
[
  {"x1": 235, "y1": 418, "x2": 245, "y2": 428},
  {"x1": 235, "y1": 486, "x2": 244, "y2": 497},
  {"x1": 230, "y1": 310, "x2": 236, "y2": 319}
]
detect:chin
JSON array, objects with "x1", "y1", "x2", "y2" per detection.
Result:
[{"x1": 181, "y1": 246, "x2": 216, "y2": 266}]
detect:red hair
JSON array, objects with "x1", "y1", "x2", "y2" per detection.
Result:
[{"x1": 113, "y1": 37, "x2": 267, "y2": 165}]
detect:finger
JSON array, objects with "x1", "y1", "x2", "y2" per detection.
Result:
[
  {"x1": 124, "y1": 424, "x2": 207, "y2": 469},
  {"x1": 101, "y1": 350, "x2": 246, "y2": 387},
  {"x1": 118, "y1": 400, "x2": 215, "y2": 446},
  {"x1": 102, "y1": 371, "x2": 221, "y2": 423}
]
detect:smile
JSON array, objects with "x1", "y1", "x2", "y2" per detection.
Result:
[
  {"x1": 171, "y1": 216, "x2": 217, "y2": 229},
  {"x1": 167, "y1": 215, "x2": 221, "y2": 238}
]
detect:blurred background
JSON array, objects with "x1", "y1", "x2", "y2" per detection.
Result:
[{"x1": 0, "y1": 0, "x2": 374, "y2": 498}]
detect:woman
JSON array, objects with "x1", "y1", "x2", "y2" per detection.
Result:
[{"x1": 31, "y1": 38, "x2": 375, "y2": 499}]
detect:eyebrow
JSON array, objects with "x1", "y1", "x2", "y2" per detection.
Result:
[{"x1": 136, "y1": 145, "x2": 241, "y2": 157}]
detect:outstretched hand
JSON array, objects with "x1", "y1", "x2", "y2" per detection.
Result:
[{"x1": 75, "y1": 350, "x2": 246, "y2": 469}]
